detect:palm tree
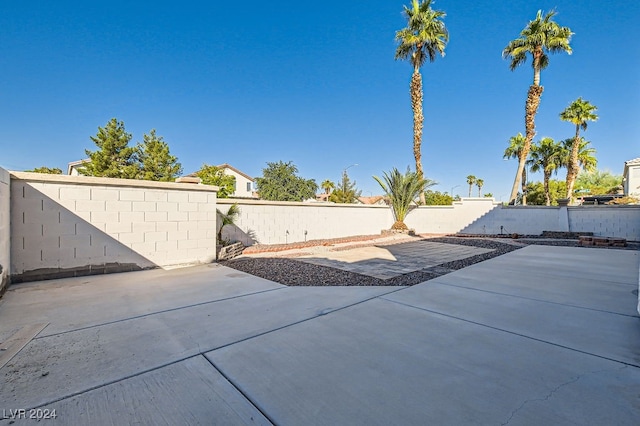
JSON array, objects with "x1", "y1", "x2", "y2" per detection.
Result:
[
  {"x1": 216, "y1": 203, "x2": 240, "y2": 245},
  {"x1": 561, "y1": 137, "x2": 597, "y2": 197},
  {"x1": 466, "y1": 175, "x2": 476, "y2": 197},
  {"x1": 503, "y1": 133, "x2": 530, "y2": 205},
  {"x1": 528, "y1": 137, "x2": 564, "y2": 205},
  {"x1": 503, "y1": 10, "x2": 573, "y2": 204},
  {"x1": 321, "y1": 179, "x2": 335, "y2": 195},
  {"x1": 373, "y1": 167, "x2": 434, "y2": 230},
  {"x1": 395, "y1": 0, "x2": 448, "y2": 205},
  {"x1": 476, "y1": 179, "x2": 484, "y2": 197},
  {"x1": 559, "y1": 98, "x2": 598, "y2": 200}
]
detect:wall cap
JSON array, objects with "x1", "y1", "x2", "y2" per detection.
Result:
[{"x1": 9, "y1": 171, "x2": 218, "y2": 193}]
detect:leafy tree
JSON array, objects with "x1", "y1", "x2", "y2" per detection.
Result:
[
  {"x1": 321, "y1": 179, "x2": 335, "y2": 195},
  {"x1": 574, "y1": 170, "x2": 622, "y2": 195},
  {"x1": 217, "y1": 203, "x2": 240, "y2": 245},
  {"x1": 26, "y1": 166, "x2": 62, "y2": 174},
  {"x1": 395, "y1": 0, "x2": 448, "y2": 205},
  {"x1": 559, "y1": 97, "x2": 598, "y2": 200},
  {"x1": 255, "y1": 161, "x2": 318, "y2": 202},
  {"x1": 82, "y1": 118, "x2": 139, "y2": 178},
  {"x1": 503, "y1": 133, "x2": 529, "y2": 204},
  {"x1": 466, "y1": 175, "x2": 476, "y2": 197},
  {"x1": 136, "y1": 130, "x2": 182, "y2": 182},
  {"x1": 484, "y1": 193, "x2": 494, "y2": 198},
  {"x1": 503, "y1": 10, "x2": 573, "y2": 204},
  {"x1": 424, "y1": 190, "x2": 452, "y2": 205},
  {"x1": 525, "y1": 179, "x2": 567, "y2": 205},
  {"x1": 476, "y1": 179, "x2": 484, "y2": 197},
  {"x1": 196, "y1": 164, "x2": 236, "y2": 198},
  {"x1": 528, "y1": 137, "x2": 564, "y2": 205},
  {"x1": 329, "y1": 171, "x2": 361, "y2": 203},
  {"x1": 374, "y1": 167, "x2": 431, "y2": 230}
]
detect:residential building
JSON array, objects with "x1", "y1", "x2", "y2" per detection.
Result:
[{"x1": 623, "y1": 158, "x2": 640, "y2": 197}]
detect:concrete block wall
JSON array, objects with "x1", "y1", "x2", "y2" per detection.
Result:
[
  {"x1": 456, "y1": 205, "x2": 561, "y2": 236},
  {"x1": 217, "y1": 199, "x2": 393, "y2": 245},
  {"x1": 568, "y1": 206, "x2": 640, "y2": 240},
  {"x1": 10, "y1": 172, "x2": 218, "y2": 282},
  {"x1": 406, "y1": 198, "x2": 501, "y2": 234},
  {"x1": 0, "y1": 168, "x2": 10, "y2": 294}
]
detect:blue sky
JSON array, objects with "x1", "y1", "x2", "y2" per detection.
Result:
[{"x1": 1, "y1": 0, "x2": 638, "y2": 200}]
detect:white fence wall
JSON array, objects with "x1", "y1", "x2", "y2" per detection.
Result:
[
  {"x1": 217, "y1": 199, "x2": 394, "y2": 245},
  {"x1": 0, "y1": 168, "x2": 10, "y2": 293},
  {"x1": 10, "y1": 172, "x2": 218, "y2": 282},
  {"x1": 218, "y1": 198, "x2": 640, "y2": 245}
]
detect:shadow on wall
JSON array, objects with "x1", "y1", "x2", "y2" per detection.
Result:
[
  {"x1": 221, "y1": 225, "x2": 259, "y2": 246},
  {"x1": 11, "y1": 187, "x2": 157, "y2": 283}
]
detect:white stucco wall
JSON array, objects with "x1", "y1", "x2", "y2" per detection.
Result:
[
  {"x1": 0, "y1": 167, "x2": 10, "y2": 293},
  {"x1": 10, "y1": 172, "x2": 218, "y2": 282},
  {"x1": 222, "y1": 168, "x2": 254, "y2": 198},
  {"x1": 218, "y1": 197, "x2": 640, "y2": 245},
  {"x1": 568, "y1": 206, "x2": 640, "y2": 240},
  {"x1": 217, "y1": 199, "x2": 393, "y2": 245},
  {"x1": 625, "y1": 164, "x2": 640, "y2": 197}
]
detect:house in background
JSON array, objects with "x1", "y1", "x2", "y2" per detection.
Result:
[
  {"x1": 67, "y1": 159, "x2": 90, "y2": 176},
  {"x1": 623, "y1": 158, "x2": 640, "y2": 197},
  {"x1": 216, "y1": 164, "x2": 257, "y2": 198}
]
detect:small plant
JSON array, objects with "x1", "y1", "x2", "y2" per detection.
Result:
[
  {"x1": 373, "y1": 167, "x2": 433, "y2": 230},
  {"x1": 217, "y1": 203, "x2": 240, "y2": 246}
]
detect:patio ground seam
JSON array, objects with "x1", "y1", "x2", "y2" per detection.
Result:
[{"x1": 379, "y1": 297, "x2": 640, "y2": 369}]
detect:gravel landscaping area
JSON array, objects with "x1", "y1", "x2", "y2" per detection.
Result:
[{"x1": 223, "y1": 236, "x2": 639, "y2": 287}]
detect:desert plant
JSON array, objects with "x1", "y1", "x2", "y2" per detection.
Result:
[
  {"x1": 217, "y1": 203, "x2": 240, "y2": 245},
  {"x1": 373, "y1": 167, "x2": 433, "y2": 230}
]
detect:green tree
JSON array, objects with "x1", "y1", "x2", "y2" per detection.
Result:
[
  {"x1": 82, "y1": 118, "x2": 140, "y2": 179},
  {"x1": 321, "y1": 179, "x2": 335, "y2": 195},
  {"x1": 476, "y1": 178, "x2": 484, "y2": 197},
  {"x1": 525, "y1": 179, "x2": 567, "y2": 205},
  {"x1": 560, "y1": 137, "x2": 597, "y2": 198},
  {"x1": 136, "y1": 130, "x2": 182, "y2": 182},
  {"x1": 466, "y1": 175, "x2": 476, "y2": 197},
  {"x1": 559, "y1": 98, "x2": 598, "y2": 200},
  {"x1": 255, "y1": 161, "x2": 318, "y2": 202},
  {"x1": 484, "y1": 193, "x2": 494, "y2": 198},
  {"x1": 395, "y1": 0, "x2": 448, "y2": 205},
  {"x1": 503, "y1": 10, "x2": 573, "y2": 204},
  {"x1": 374, "y1": 167, "x2": 431, "y2": 230},
  {"x1": 503, "y1": 133, "x2": 528, "y2": 205},
  {"x1": 528, "y1": 137, "x2": 564, "y2": 205},
  {"x1": 424, "y1": 190, "x2": 452, "y2": 205},
  {"x1": 25, "y1": 166, "x2": 62, "y2": 174},
  {"x1": 574, "y1": 170, "x2": 622, "y2": 195},
  {"x1": 329, "y1": 171, "x2": 361, "y2": 203},
  {"x1": 196, "y1": 164, "x2": 236, "y2": 198}
]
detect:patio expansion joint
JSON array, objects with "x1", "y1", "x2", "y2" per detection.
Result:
[
  {"x1": 33, "y1": 286, "x2": 286, "y2": 340},
  {"x1": 380, "y1": 297, "x2": 640, "y2": 369},
  {"x1": 17, "y1": 286, "x2": 408, "y2": 412},
  {"x1": 429, "y1": 281, "x2": 640, "y2": 319}
]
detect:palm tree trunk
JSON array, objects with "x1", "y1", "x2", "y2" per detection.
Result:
[
  {"x1": 508, "y1": 84, "x2": 543, "y2": 203},
  {"x1": 544, "y1": 170, "x2": 551, "y2": 206},
  {"x1": 565, "y1": 126, "x2": 581, "y2": 201},
  {"x1": 521, "y1": 167, "x2": 527, "y2": 206},
  {"x1": 410, "y1": 68, "x2": 426, "y2": 205},
  {"x1": 468, "y1": 184, "x2": 472, "y2": 197}
]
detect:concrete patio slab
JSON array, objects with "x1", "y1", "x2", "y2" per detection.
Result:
[
  {"x1": 0, "y1": 282, "x2": 401, "y2": 409},
  {"x1": 1, "y1": 244, "x2": 638, "y2": 425},
  {"x1": 298, "y1": 241, "x2": 493, "y2": 279},
  {"x1": 0, "y1": 264, "x2": 283, "y2": 337},
  {"x1": 207, "y1": 297, "x2": 640, "y2": 425},
  {"x1": 9, "y1": 356, "x2": 272, "y2": 425}
]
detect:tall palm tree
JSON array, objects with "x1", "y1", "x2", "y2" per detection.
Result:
[
  {"x1": 476, "y1": 179, "x2": 484, "y2": 197},
  {"x1": 559, "y1": 98, "x2": 598, "y2": 200},
  {"x1": 466, "y1": 175, "x2": 476, "y2": 197},
  {"x1": 528, "y1": 137, "x2": 564, "y2": 205},
  {"x1": 395, "y1": 0, "x2": 448, "y2": 205},
  {"x1": 321, "y1": 179, "x2": 335, "y2": 195},
  {"x1": 561, "y1": 137, "x2": 597, "y2": 196},
  {"x1": 503, "y1": 10, "x2": 573, "y2": 204},
  {"x1": 373, "y1": 167, "x2": 433, "y2": 230},
  {"x1": 503, "y1": 133, "x2": 529, "y2": 205}
]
